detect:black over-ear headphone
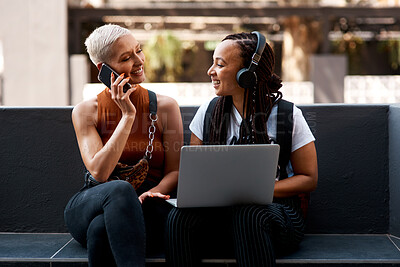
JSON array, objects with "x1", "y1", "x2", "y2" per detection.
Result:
[{"x1": 236, "y1": 31, "x2": 266, "y2": 89}]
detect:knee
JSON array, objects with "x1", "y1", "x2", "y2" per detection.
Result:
[
  {"x1": 167, "y1": 208, "x2": 197, "y2": 231},
  {"x1": 167, "y1": 208, "x2": 181, "y2": 227},
  {"x1": 106, "y1": 181, "x2": 138, "y2": 200},
  {"x1": 109, "y1": 180, "x2": 136, "y2": 194},
  {"x1": 103, "y1": 181, "x2": 141, "y2": 209},
  {"x1": 233, "y1": 205, "x2": 272, "y2": 229}
]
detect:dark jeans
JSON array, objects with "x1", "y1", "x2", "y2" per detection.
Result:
[{"x1": 64, "y1": 177, "x2": 172, "y2": 267}]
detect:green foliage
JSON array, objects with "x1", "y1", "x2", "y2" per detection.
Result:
[
  {"x1": 143, "y1": 31, "x2": 183, "y2": 82},
  {"x1": 332, "y1": 33, "x2": 364, "y2": 74},
  {"x1": 378, "y1": 39, "x2": 400, "y2": 70}
]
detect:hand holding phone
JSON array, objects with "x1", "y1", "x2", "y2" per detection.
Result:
[{"x1": 98, "y1": 63, "x2": 132, "y2": 93}]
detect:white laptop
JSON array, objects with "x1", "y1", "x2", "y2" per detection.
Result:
[{"x1": 167, "y1": 144, "x2": 280, "y2": 208}]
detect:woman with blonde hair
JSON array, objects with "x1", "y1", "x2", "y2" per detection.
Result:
[{"x1": 64, "y1": 24, "x2": 183, "y2": 267}]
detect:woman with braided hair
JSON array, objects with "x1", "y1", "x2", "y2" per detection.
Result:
[{"x1": 166, "y1": 32, "x2": 318, "y2": 267}]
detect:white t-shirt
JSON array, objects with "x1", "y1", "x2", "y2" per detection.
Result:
[{"x1": 189, "y1": 98, "x2": 315, "y2": 178}]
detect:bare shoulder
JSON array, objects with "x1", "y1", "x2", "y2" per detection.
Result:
[
  {"x1": 156, "y1": 94, "x2": 182, "y2": 131},
  {"x1": 156, "y1": 94, "x2": 180, "y2": 113},
  {"x1": 72, "y1": 97, "x2": 98, "y2": 126}
]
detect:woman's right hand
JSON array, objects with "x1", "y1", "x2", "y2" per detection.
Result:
[
  {"x1": 72, "y1": 73, "x2": 139, "y2": 182},
  {"x1": 110, "y1": 72, "x2": 137, "y2": 117}
]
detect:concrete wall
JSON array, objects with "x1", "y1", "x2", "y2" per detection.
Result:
[
  {"x1": 389, "y1": 104, "x2": 400, "y2": 237},
  {"x1": 301, "y1": 104, "x2": 389, "y2": 234},
  {"x1": 0, "y1": 107, "x2": 84, "y2": 232},
  {"x1": 0, "y1": 105, "x2": 393, "y2": 234},
  {"x1": 0, "y1": 0, "x2": 69, "y2": 106}
]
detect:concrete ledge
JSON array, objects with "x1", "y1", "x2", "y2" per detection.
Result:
[{"x1": 1, "y1": 233, "x2": 399, "y2": 266}]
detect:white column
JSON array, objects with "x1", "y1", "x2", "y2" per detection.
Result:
[
  {"x1": 310, "y1": 55, "x2": 347, "y2": 103},
  {"x1": 70, "y1": 54, "x2": 90, "y2": 105},
  {"x1": 0, "y1": 0, "x2": 68, "y2": 106}
]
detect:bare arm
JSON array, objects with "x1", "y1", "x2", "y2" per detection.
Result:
[
  {"x1": 273, "y1": 141, "x2": 318, "y2": 198},
  {"x1": 139, "y1": 95, "x2": 183, "y2": 202},
  {"x1": 190, "y1": 132, "x2": 203, "y2": 146},
  {"x1": 72, "y1": 74, "x2": 137, "y2": 182}
]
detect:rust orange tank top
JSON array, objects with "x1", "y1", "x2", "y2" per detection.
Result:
[{"x1": 96, "y1": 85, "x2": 164, "y2": 184}]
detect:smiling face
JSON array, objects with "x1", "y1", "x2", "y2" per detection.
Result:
[
  {"x1": 106, "y1": 34, "x2": 146, "y2": 85},
  {"x1": 207, "y1": 40, "x2": 245, "y2": 98}
]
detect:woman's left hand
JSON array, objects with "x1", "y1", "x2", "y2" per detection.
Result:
[{"x1": 138, "y1": 191, "x2": 170, "y2": 204}]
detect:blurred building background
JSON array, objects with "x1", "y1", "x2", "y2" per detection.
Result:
[{"x1": 0, "y1": 0, "x2": 400, "y2": 106}]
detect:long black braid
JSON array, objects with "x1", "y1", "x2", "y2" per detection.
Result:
[{"x1": 209, "y1": 32, "x2": 283, "y2": 145}]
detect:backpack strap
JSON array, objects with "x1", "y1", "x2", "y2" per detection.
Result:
[
  {"x1": 276, "y1": 99, "x2": 293, "y2": 179},
  {"x1": 148, "y1": 90, "x2": 157, "y2": 115},
  {"x1": 202, "y1": 97, "x2": 219, "y2": 145},
  {"x1": 276, "y1": 99, "x2": 311, "y2": 218}
]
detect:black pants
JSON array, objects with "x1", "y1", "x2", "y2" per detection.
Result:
[
  {"x1": 64, "y1": 178, "x2": 172, "y2": 267},
  {"x1": 166, "y1": 203, "x2": 305, "y2": 267}
]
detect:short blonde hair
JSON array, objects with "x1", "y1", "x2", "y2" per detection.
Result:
[{"x1": 84, "y1": 24, "x2": 131, "y2": 65}]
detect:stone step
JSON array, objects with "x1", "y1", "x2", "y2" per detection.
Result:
[{"x1": 1, "y1": 233, "x2": 399, "y2": 266}]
